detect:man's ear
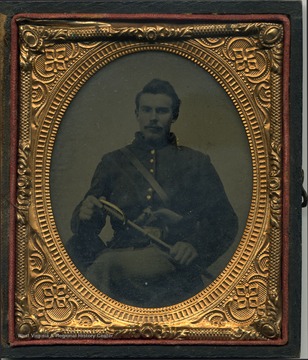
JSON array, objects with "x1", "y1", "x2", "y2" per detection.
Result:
[{"x1": 135, "y1": 108, "x2": 139, "y2": 117}]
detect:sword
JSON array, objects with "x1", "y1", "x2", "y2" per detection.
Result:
[
  {"x1": 99, "y1": 198, "x2": 171, "y2": 251},
  {"x1": 99, "y1": 197, "x2": 215, "y2": 280}
]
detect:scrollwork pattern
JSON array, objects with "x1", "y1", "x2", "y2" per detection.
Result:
[
  {"x1": 16, "y1": 142, "x2": 31, "y2": 224},
  {"x1": 15, "y1": 296, "x2": 40, "y2": 339},
  {"x1": 74, "y1": 310, "x2": 111, "y2": 327},
  {"x1": 254, "y1": 291, "x2": 281, "y2": 339},
  {"x1": 191, "y1": 310, "x2": 228, "y2": 327},
  {"x1": 18, "y1": 21, "x2": 261, "y2": 48},
  {"x1": 28, "y1": 229, "x2": 47, "y2": 274},
  {"x1": 110, "y1": 323, "x2": 188, "y2": 340},
  {"x1": 269, "y1": 141, "x2": 282, "y2": 228}
]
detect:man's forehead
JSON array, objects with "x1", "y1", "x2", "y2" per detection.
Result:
[{"x1": 138, "y1": 93, "x2": 173, "y2": 107}]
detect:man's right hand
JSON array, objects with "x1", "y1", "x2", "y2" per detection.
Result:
[{"x1": 79, "y1": 195, "x2": 103, "y2": 221}]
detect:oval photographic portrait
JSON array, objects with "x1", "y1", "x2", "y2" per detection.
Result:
[{"x1": 50, "y1": 51, "x2": 252, "y2": 308}]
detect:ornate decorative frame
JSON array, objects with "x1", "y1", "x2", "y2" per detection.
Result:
[{"x1": 9, "y1": 14, "x2": 291, "y2": 346}]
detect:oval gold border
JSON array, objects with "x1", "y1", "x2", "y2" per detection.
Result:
[{"x1": 33, "y1": 40, "x2": 269, "y2": 324}]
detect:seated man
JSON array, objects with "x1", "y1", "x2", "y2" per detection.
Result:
[{"x1": 67, "y1": 79, "x2": 238, "y2": 307}]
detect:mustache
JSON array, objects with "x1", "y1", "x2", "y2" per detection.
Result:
[{"x1": 144, "y1": 125, "x2": 163, "y2": 130}]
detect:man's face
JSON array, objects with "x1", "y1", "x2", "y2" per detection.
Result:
[{"x1": 136, "y1": 93, "x2": 174, "y2": 143}]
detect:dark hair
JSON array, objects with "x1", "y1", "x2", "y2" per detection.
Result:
[{"x1": 135, "y1": 79, "x2": 181, "y2": 120}]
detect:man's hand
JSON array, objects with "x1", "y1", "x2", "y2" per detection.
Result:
[
  {"x1": 79, "y1": 195, "x2": 103, "y2": 221},
  {"x1": 170, "y1": 241, "x2": 198, "y2": 266}
]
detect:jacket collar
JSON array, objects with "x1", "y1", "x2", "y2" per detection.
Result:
[{"x1": 132, "y1": 132, "x2": 178, "y2": 150}]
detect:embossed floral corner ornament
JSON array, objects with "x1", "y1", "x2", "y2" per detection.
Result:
[{"x1": 13, "y1": 16, "x2": 287, "y2": 344}]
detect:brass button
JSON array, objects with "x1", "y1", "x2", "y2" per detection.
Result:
[
  {"x1": 148, "y1": 188, "x2": 153, "y2": 192},
  {"x1": 150, "y1": 169, "x2": 154, "y2": 173},
  {"x1": 150, "y1": 158, "x2": 154, "y2": 163},
  {"x1": 150, "y1": 149, "x2": 155, "y2": 155},
  {"x1": 146, "y1": 195, "x2": 152, "y2": 200}
]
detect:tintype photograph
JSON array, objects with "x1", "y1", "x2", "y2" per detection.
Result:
[
  {"x1": 10, "y1": 15, "x2": 287, "y2": 342},
  {"x1": 0, "y1": 4, "x2": 304, "y2": 357}
]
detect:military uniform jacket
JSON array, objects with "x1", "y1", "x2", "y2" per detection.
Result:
[{"x1": 70, "y1": 132, "x2": 238, "y2": 272}]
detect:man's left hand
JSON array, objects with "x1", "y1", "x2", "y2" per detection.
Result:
[{"x1": 170, "y1": 242, "x2": 198, "y2": 266}]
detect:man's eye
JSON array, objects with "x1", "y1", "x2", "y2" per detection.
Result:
[{"x1": 141, "y1": 107, "x2": 152, "y2": 113}]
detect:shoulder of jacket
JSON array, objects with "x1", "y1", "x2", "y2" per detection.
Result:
[
  {"x1": 100, "y1": 148, "x2": 124, "y2": 160},
  {"x1": 176, "y1": 145, "x2": 210, "y2": 159}
]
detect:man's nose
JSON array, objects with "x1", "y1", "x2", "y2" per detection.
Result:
[{"x1": 149, "y1": 110, "x2": 159, "y2": 121}]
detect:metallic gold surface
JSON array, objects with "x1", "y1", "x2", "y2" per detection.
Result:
[{"x1": 15, "y1": 19, "x2": 284, "y2": 341}]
